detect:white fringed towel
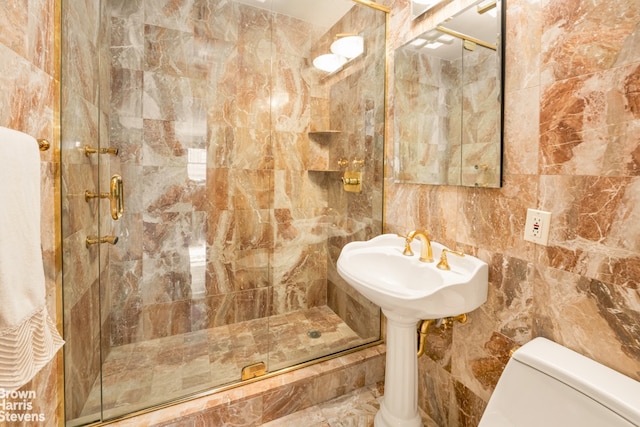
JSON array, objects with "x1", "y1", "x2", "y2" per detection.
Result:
[{"x1": 0, "y1": 126, "x2": 64, "y2": 392}]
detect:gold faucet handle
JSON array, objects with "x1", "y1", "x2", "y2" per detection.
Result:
[
  {"x1": 397, "y1": 232, "x2": 414, "y2": 256},
  {"x1": 436, "y1": 249, "x2": 464, "y2": 270}
]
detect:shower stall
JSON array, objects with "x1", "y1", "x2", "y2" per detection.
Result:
[{"x1": 60, "y1": 0, "x2": 387, "y2": 424}]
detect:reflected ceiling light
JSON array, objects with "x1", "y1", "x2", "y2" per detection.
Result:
[
  {"x1": 437, "y1": 34, "x2": 455, "y2": 44},
  {"x1": 424, "y1": 41, "x2": 444, "y2": 49},
  {"x1": 410, "y1": 38, "x2": 428, "y2": 47},
  {"x1": 313, "y1": 53, "x2": 347, "y2": 73},
  {"x1": 330, "y1": 35, "x2": 364, "y2": 59}
]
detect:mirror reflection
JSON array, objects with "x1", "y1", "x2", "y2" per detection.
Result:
[
  {"x1": 411, "y1": 0, "x2": 447, "y2": 20},
  {"x1": 395, "y1": 0, "x2": 503, "y2": 187}
]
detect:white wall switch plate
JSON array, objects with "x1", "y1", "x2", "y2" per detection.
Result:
[{"x1": 524, "y1": 208, "x2": 552, "y2": 245}]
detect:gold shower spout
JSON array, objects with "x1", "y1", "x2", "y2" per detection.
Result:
[
  {"x1": 342, "y1": 171, "x2": 362, "y2": 192},
  {"x1": 343, "y1": 177, "x2": 361, "y2": 185}
]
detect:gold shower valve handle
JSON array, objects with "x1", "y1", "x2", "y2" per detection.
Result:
[
  {"x1": 86, "y1": 235, "x2": 119, "y2": 248},
  {"x1": 85, "y1": 190, "x2": 109, "y2": 202},
  {"x1": 84, "y1": 145, "x2": 119, "y2": 156},
  {"x1": 110, "y1": 174, "x2": 124, "y2": 220}
]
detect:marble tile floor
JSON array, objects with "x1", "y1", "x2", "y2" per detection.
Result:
[
  {"x1": 79, "y1": 306, "x2": 373, "y2": 421},
  {"x1": 261, "y1": 383, "x2": 438, "y2": 427}
]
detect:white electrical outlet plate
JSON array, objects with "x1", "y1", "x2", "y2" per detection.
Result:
[{"x1": 524, "y1": 208, "x2": 552, "y2": 245}]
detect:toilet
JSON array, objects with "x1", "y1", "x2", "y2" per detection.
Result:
[{"x1": 478, "y1": 337, "x2": 640, "y2": 427}]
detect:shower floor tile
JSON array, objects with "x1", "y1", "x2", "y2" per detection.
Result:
[{"x1": 80, "y1": 306, "x2": 373, "y2": 421}]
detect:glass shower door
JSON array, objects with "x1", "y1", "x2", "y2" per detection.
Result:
[{"x1": 62, "y1": 0, "x2": 385, "y2": 424}]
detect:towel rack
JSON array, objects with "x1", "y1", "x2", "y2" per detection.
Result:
[{"x1": 37, "y1": 138, "x2": 50, "y2": 151}]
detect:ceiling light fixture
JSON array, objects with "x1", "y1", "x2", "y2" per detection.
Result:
[
  {"x1": 312, "y1": 53, "x2": 347, "y2": 73},
  {"x1": 313, "y1": 33, "x2": 365, "y2": 73},
  {"x1": 330, "y1": 35, "x2": 364, "y2": 59}
]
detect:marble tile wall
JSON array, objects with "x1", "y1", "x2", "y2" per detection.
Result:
[
  {"x1": 6, "y1": 0, "x2": 638, "y2": 425},
  {"x1": 324, "y1": 6, "x2": 387, "y2": 339},
  {"x1": 0, "y1": 0, "x2": 62, "y2": 426},
  {"x1": 384, "y1": 0, "x2": 640, "y2": 425},
  {"x1": 105, "y1": 0, "x2": 383, "y2": 349}
]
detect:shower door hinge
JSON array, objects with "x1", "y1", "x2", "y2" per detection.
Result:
[{"x1": 241, "y1": 362, "x2": 267, "y2": 381}]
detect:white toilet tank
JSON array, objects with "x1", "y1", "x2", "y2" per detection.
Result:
[{"x1": 478, "y1": 337, "x2": 640, "y2": 427}]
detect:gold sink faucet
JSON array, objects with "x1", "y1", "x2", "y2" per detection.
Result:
[{"x1": 399, "y1": 230, "x2": 433, "y2": 262}]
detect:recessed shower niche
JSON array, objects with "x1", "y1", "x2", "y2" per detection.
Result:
[{"x1": 60, "y1": 0, "x2": 387, "y2": 424}]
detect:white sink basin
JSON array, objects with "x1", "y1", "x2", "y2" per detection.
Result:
[
  {"x1": 337, "y1": 233, "x2": 489, "y2": 427},
  {"x1": 337, "y1": 233, "x2": 489, "y2": 320}
]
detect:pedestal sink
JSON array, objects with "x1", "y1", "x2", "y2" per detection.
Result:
[{"x1": 337, "y1": 234, "x2": 488, "y2": 427}]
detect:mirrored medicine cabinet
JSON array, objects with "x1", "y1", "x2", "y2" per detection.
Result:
[{"x1": 395, "y1": 0, "x2": 504, "y2": 188}]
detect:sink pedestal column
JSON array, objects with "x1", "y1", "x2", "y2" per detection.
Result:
[{"x1": 375, "y1": 312, "x2": 423, "y2": 427}]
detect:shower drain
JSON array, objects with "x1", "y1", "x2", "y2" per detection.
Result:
[{"x1": 307, "y1": 329, "x2": 322, "y2": 339}]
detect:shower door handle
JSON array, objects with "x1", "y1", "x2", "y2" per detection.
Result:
[{"x1": 110, "y1": 174, "x2": 124, "y2": 220}]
